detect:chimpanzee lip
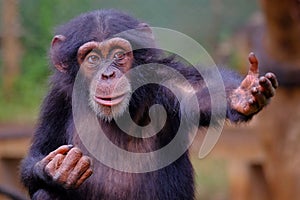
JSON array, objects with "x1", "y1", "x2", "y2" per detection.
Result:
[{"x1": 94, "y1": 93, "x2": 126, "y2": 106}]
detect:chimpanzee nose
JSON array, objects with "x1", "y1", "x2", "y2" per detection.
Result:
[{"x1": 102, "y1": 70, "x2": 116, "y2": 80}]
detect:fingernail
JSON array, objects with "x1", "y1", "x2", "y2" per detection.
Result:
[
  {"x1": 259, "y1": 77, "x2": 266, "y2": 82},
  {"x1": 252, "y1": 87, "x2": 258, "y2": 93},
  {"x1": 68, "y1": 144, "x2": 74, "y2": 149}
]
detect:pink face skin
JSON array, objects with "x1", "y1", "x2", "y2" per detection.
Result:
[{"x1": 77, "y1": 38, "x2": 134, "y2": 121}]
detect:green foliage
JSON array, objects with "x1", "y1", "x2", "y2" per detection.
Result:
[{"x1": 191, "y1": 155, "x2": 228, "y2": 200}]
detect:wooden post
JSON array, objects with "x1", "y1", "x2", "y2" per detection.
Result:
[
  {"x1": 257, "y1": 1, "x2": 300, "y2": 199},
  {"x1": 260, "y1": 0, "x2": 300, "y2": 63},
  {"x1": 228, "y1": 160, "x2": 251, "y2": 200},
  {"x1": 212, "y1": 1, "x2": 300, "y2": 199},
  {"x1": 1, "y1": 0, "x2": 22, "y2": 99}
]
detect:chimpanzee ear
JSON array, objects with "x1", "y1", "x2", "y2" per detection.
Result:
[
  {"x1": 138, "y1": 23, "x2": 155, "y2": 40},
  {"x1": 138, "y1": 23, "x2": 152, "y2": 32},
  {"x1": 51, "y1": 35, "x2": 67, "y2": 73}
]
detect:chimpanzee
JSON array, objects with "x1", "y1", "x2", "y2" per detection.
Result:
[{"x1": 20, "y1": 9, "x2": 278, "y2": 200}]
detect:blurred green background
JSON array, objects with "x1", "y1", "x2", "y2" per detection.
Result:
[{"x1": 0, "y1": 0, "x2": 257, "y2": 123}]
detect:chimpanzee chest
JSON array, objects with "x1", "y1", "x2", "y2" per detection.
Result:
[
  {"x1": 70, "y1": 126, "x2": 195, "y2": 200},
  {"x1": 80, "y1": 165, "x2": 152, "y2": 200},
  {"x1": 73, "y1": 162, "x2": 194, "y2": 200}
]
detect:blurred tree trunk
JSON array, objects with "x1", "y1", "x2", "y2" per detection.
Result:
[
  {"x1": 243, "y1": 0, "x2": 300, "y2": 86},
  {"x1": 260, "y1": 0, "x2": 300, "y2": 63},
  {"x1": 1, "y1": 0, "x2": 22, "y2": 99},
  {"x1": 256, "y1": 0, "x2": 300, "y2": 200},
  {"x1": 221, "y1": 1, "x2": 300, "y2": 200}
]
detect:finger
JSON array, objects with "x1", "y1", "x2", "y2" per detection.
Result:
[
  {"x1": 53, "y1": 147, "x2": 82, "y2": 182},
  {"x1": 45, "y1": 154, "x2": 65, "y2": 178},
  {"x1": 75, "y1": 168, "x2": 93, "y2": 188},
  {"x1": 258, "y1": 77, "x2": 275, "y2": 98},
  {"x1": 253, "y1": 91, "x2": 268, "y2": 108},
  {"x1": 40, "y1": 145, "x2": 73, "y2": 166},
  {"x1": 248, "y1": 52, "x2": 259, "y2": 76},
  {"x1": 266, "y1": 72, "x2": 279, "y2": 89},
  {"x1": 65, "y1": 156, "x2": 92, "y2": 188}
]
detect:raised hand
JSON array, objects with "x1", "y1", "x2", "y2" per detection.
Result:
[
  {"x1": 230, "y1": 52, "x2": 278, "y2": 116},
  {"x1": 34, "y1": 145, "x2": 93, "y2": 189}
]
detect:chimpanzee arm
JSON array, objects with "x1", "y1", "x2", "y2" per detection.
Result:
[
  {"x1": 179, "y1": 53, "x2": 278, "y2": 126},
  {"x1": 194, "y1": 67, "x2": 251, "y2": 126},
  {"x1": 21, "y1": 84, "x2": 92, "y2": 199},
  {"x1": 221, "y1": 67, "x2": 253, "y2": 123},
  {"x1": 20, "y1": 87, "x2": 72, "y2": 197}
]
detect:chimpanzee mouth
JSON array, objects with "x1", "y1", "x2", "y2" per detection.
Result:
[{"x1": 94, "y1": 93, "x2": 127, "y2": 107}]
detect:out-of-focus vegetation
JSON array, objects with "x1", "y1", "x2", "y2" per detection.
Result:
[
  {"x1": 192, "y1": 156, "x2": 229, "y2": 200},
  {"x1": 0, "y1": 0, "x2": 257, "y2": 122}
]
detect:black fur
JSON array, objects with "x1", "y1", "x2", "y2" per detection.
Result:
[{"x1": 20, "y1": 9, "x2": 252, "y2": 200}]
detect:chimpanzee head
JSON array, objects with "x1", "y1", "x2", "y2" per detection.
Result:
[{"x1": 49, "y1": 9, "x2": 156, "y2": 121}]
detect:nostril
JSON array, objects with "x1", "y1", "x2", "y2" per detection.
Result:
[
  {"x1": 102, "y1": 71, "x2": 116, "y2": 80},
  {"x1": 110, "y1": 71, "x2": 116, "y2": 78}
]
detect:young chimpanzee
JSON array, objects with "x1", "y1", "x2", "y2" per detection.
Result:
[{"x1": 20, "y1": 9, "x2": 278, "y2": 200}]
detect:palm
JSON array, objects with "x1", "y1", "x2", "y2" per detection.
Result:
[{"x1": 230, "y1": 53, "x2": 278, "y2": 116}]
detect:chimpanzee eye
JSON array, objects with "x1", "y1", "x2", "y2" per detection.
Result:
[
  {"x1": 114, "y1": 51, "x2": 126, "y2": 60},
  {"x1": 87, "y1": 55, "x2": 100, "y2": 64}
]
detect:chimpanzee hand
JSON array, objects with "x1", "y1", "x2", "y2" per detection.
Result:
[
  {"x1": 34, "y1": 145, "x2": 93, "y2": 189},
  {"x1": 230, "y1": 52, "x2": 278, "y2": 116}
]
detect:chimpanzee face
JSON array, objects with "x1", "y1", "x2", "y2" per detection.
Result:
[{"x1": 77, "y1": 38, "x2": 134, "y2": 121}]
